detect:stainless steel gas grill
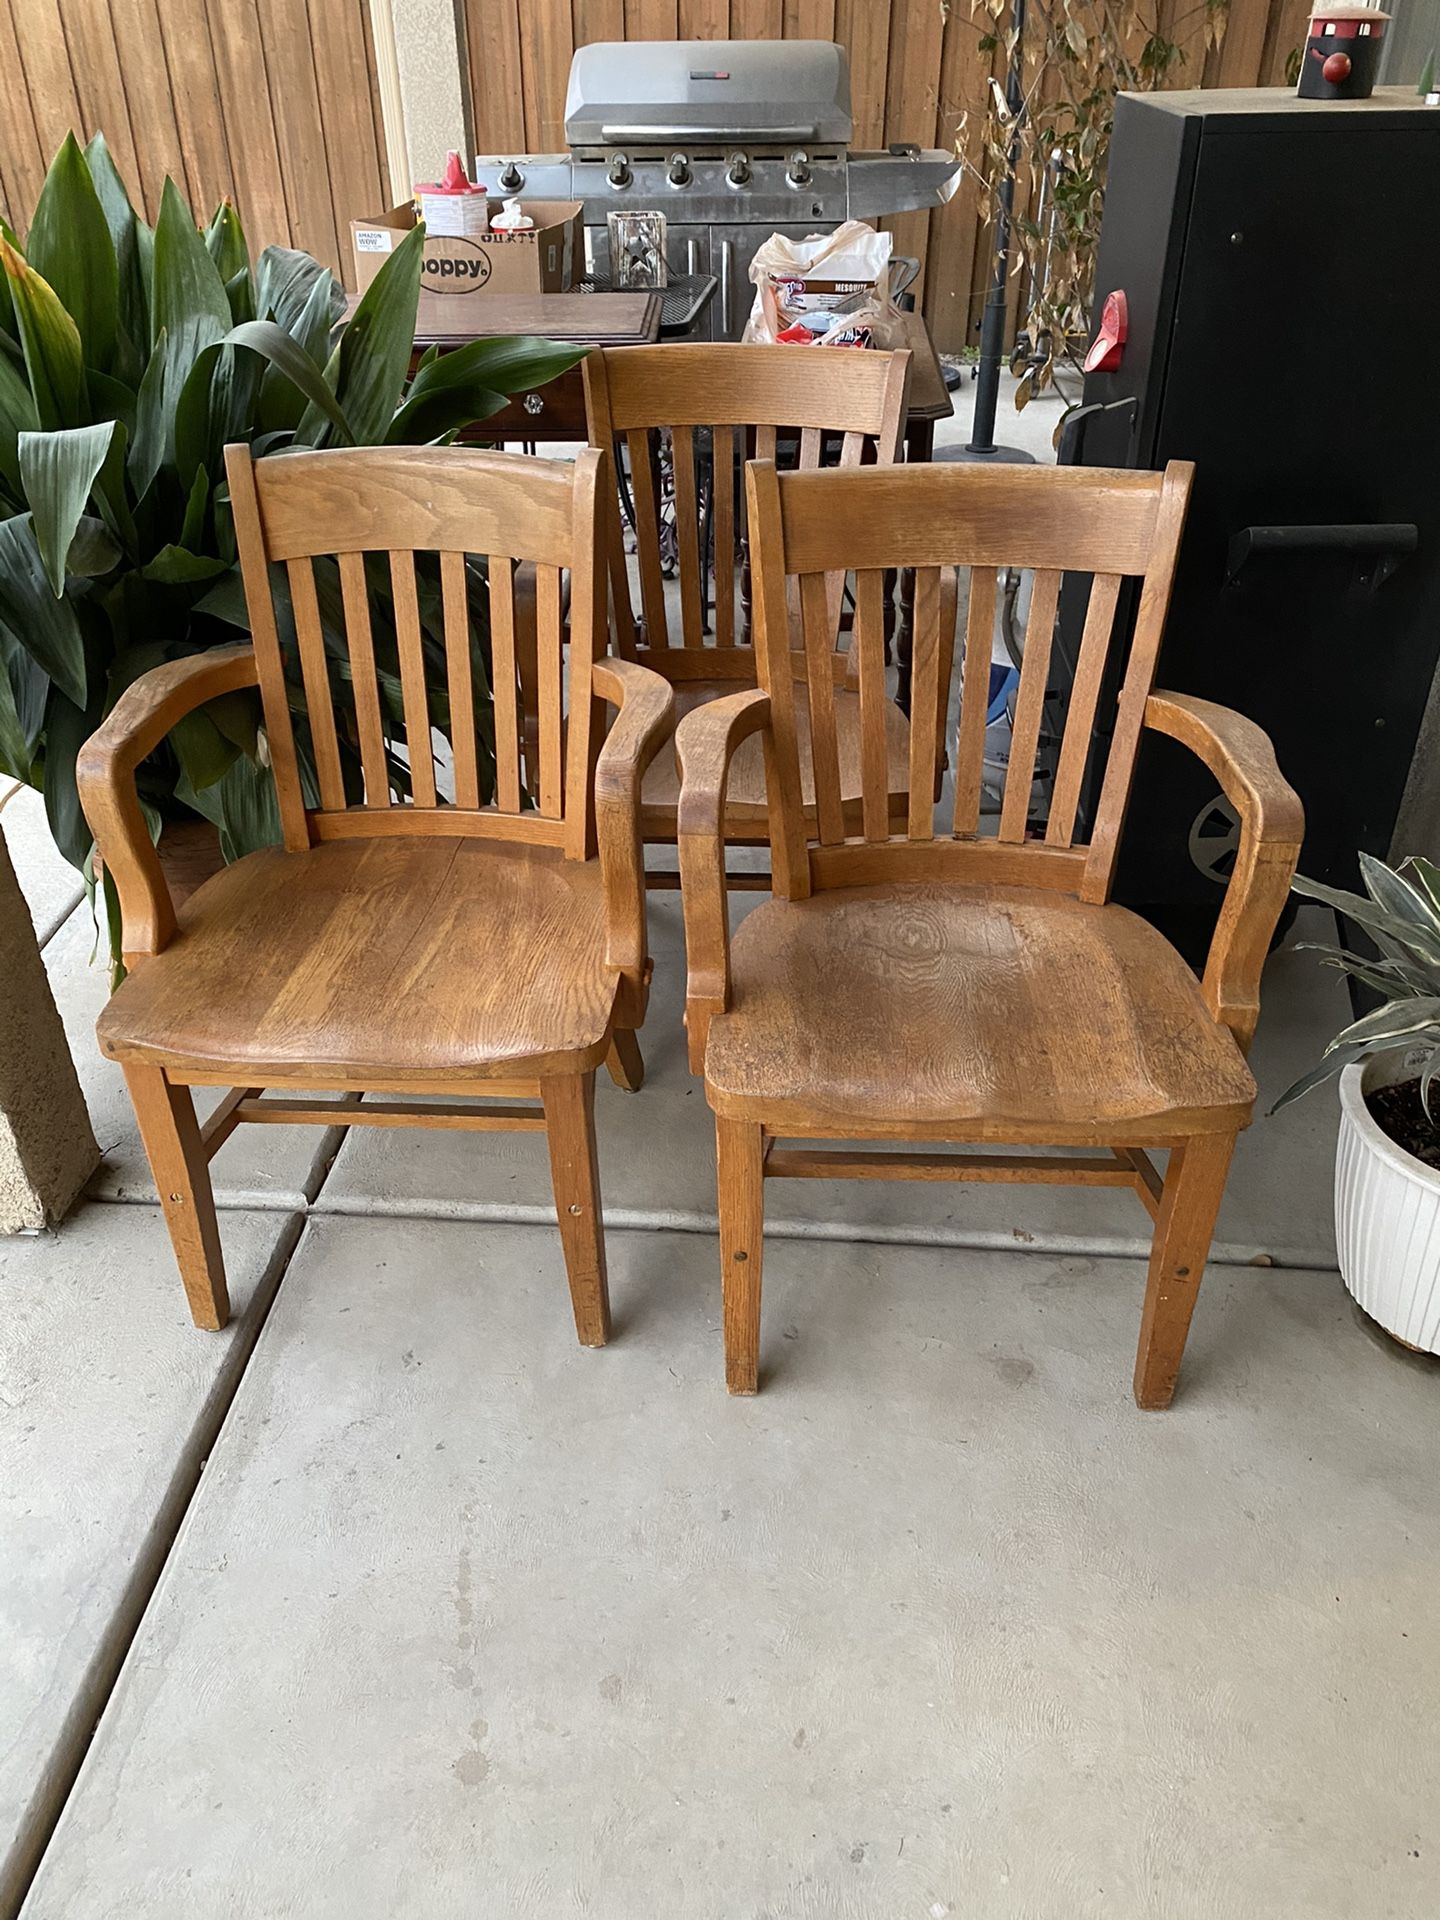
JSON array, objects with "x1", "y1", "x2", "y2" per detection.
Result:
[{"x1": 476, "y1": 40, "x2": 961, "y2": 339}]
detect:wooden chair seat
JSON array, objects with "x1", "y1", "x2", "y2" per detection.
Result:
[
  {"x1": 97, "y1": 837, "x2": 622, "y2": 1085},
  {"x1": 641, "y1": 677, "x2": 910, "y2": 838},
  {"x1": 704, "y1": 881, "x2": 1256, "y2": 1137}
]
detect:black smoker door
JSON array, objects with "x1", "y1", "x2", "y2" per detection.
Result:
[{"x1": 1114, "y1": 115, "x2": 1440, "y2": 912}]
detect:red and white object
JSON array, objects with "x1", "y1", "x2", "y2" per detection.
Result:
[
  {"x1": 415, "y1": 151, "x2": 490, "y2": 239},
  {"x1": 1083, "y1": 289, "x2": 1128, "y2": 373}
]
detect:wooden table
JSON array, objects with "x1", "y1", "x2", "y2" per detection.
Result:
[
  {"x1": 386, "y1": 292, "x2": 953, "y2": 453},
  {"x1": 393, "y1": 291, "x2": 664, "y2": 442}
]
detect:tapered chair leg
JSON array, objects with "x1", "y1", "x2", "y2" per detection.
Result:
[
  {"x1": 122, "y1": 1062, "x2": 229, "y2": 1330},
  {"x1": 605, "y1": 1029, "x2": 645, "y2": 1092},
  {"x1": 1134, "y1": 1130, "x2": 1237, "y2": 1410},
  {"x1": 716, "y1": 1116, "x2": 765, "y2": 1394},
  {"x1": 542, "y1": 1069, "x2": 611, "y2": 1347}
]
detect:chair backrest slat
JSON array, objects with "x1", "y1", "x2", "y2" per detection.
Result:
[
  {"x1": 745, "y1": 457, "x2": 1194, "y2": 901},
  {"x1": 1046, "y1": 571, "x2": 1122, "y2": 848},
  {"x1": 625, "y1": 428, "x2": 670, "y2": 649},
  {"x1": 711, "y1": 423, "x2": 736, "y2": 649},
  {"x1": 997, "y1": 567, "x2": 1062, "y2": 843},
  {"x1": 388, "y1": 548, "x2": 436, "y2": 807},
  {"x1": 287, "y1": 556, "x2": 346, "y2": 811},
  {"x1": 535, "y1": 563, "x2": 564, "y2": 818},
  {"x1": 854, "y1": 567, "x2": 891, "y2": 843},
  {"x1": 585, "y1": 343, "x2": 910, "y2": 684},
  {"x1": 798, "y1": 570, "x2": 846, "y2": 845},
  {"x1": 441, "y1": 549, "x2": 480, "y2": 810},
  {"x1": 671, "y1": 424, "x2": 704, "y2": 644},
  {"x1": 222, "y1": 443, "x2": 607, "y2": 856},
  {"x1": 336, "y1": 550, "x2": 389, "y2": 806},
  {"x1": 952, "y1": 564, "x2": 997, "y2": 840},
  {"x1": 489, "y1": 554, "x2": 523, "y2": 814},
  {"x1": 906, "y1": 568, "x2": 944, "y2": 841}
]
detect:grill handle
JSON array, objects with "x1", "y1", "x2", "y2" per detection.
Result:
[
  {"x1": 719, "y1": 240, "x2": 734, "y2": 338},
  {"x1": 598, "y1": 123, "x2": 819, "y2": 142}
]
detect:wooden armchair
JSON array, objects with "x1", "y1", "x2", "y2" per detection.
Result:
[
  {"x1": 677, "y1": 457, "x2": 1304, "y2": 1405},
  {"x1": 583, "y1": 343, "x2": 912, "y2": 871},
  {"x1": 78, "y1": 445, "x2": 672, "y2": 1347}
]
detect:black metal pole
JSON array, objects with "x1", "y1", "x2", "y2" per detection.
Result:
[{"x1": 967, "y1": 0, "x2": 1027, "y2": 456}]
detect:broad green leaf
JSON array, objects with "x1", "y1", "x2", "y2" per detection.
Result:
[
  {"x1": 41, "y1": 671, "x2": 104, "y2": 867},
  {"x1": 204, "y1": 200, "x2": 249, "y2": 285},
  {"x1": 19, "y1": 419, "x2": 119, "y2": 595},
  {"x1": 195, "y1": 568, "x2": 250, "y2": 627},
  {"x1": 1405, "y1": 856, "x2": 1440, "y2": 918},
  {"x1": 225, "y1": 318, "x2": 353, "y2": 441},
  {"x1": 258, "y1": 271, "x2": 337, "y2": 434},
  {"x1": 1, "y1": 240, "x2": 86, "y2": 429},
  {"x1": 151, "y1": 176, "x2": 231, "y2": 353},
  {"x1": 171, "y1": 705, "x2": 240, "y2": 790},
  {"x1": 179, "y1": 749, "x2": 283, "y2": 861},
  {"x1": 180, "y1": 465, "x2": 208, "y2": 551},
  {"x1": 224, "y1": 266, "x2": 256, "y2": 327},
  {"x1": 130, "y1": 180, "x2": 233, "y2": 494},
  {"x1": 66, "y1": 516, "x2": 121, "y2": 577},
  {"x1": 1327, "y1": 995, "x2": 1440, "y2": 1055},
  {"x1": 0, "y1": 637, "x2": 37, "y2": 778},
  {"x1": 84, "y1": 133, "x2": 152, "y2": 362},
  {"x1": 310, "y1": 220, "x2": 422, "y2": 446},
  {"x1": 383, "y1": 333, "x2": 583, "y2": 442},
  {"x1": 142, "y1": 544, "x2": 229, "y2": 585},
  {"x1": 257, "y1": 245, "x2": 336, "y2": 336},
  {"x1": 27, "y1": 132, "x2": 118, "y2": 373},
  {"x1": 0, "y1": 344, "x2": 39, "y2": 495},
  {"x1": 1269, "y1": 1041, "x2": 1370, "y2": 1114},
  {"x1": 1358, "y1": 851, "x2": 1440, "y2": 961},
  {"x1": 1291, "y1": 869, "x2": 1440, "y2": 967},
  {"x1": 0, "y1": 513, "x2": 87, "y2": 704}
]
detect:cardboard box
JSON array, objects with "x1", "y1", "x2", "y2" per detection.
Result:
[{"x1": 350, "y1": 202, "x2": 584, "y2": 311}]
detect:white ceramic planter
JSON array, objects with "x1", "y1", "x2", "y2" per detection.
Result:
[{"x1": 1335, "y1": 1052, "x2": 1440, "y2": 1353}]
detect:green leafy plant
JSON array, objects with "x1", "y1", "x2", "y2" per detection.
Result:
[
  {"x1": 953, "y1": 0, "x2": 1229, "y2": 403},
  {"x1": 1274, "y1": 854, "x2": 1440, "y2": 1113},
  {"x1": 0, "y1": 131, "x2": 583, "y2": 892}
]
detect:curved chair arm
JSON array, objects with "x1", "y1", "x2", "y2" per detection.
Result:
[
  {"x1": 676, "y1": 688, "x2": 772, "y2": 1075},
  {"x1": 1145, "y1": 690, "x2": 1305, "y2": 1054},
  {"x1": 76, "y1": 645, "x2": 260, "y2": 966},
  {"x1": 593, "y1": 657, "x2": 675, "y2": 1021}
]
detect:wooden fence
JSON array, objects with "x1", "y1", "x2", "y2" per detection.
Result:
[
  {"x1": 0, "y1": 0, "x2": 1306, "y2": 330},
  {"x1": 0, "y1": 0, "x2": 388, "y2": 282},
  {"x1": 464, "y1": 0, "x2": 1309, "y2": 351}
]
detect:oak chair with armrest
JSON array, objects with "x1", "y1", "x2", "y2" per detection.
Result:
[
  {"x1": 583, "y1": 342, "x2": 913, "y2": 877},
  {"x1": 677, "y1": 457, "x2": 1304, "y2": 1405},
  {"x1": 78, "y1": 444, "x2": 673, "y2": 1346}
]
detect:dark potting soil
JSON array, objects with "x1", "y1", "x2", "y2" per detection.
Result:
[{"x1": 1366, "y1": 1077, "x2": 1440, "y2": 1173}]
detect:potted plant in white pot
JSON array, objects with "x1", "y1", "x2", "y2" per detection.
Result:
[{"x1": 1276, "y1": 852, "x2": 1440, "y2": 1352}]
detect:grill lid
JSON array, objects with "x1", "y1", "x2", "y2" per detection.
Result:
[{"x1": 564, "y1": 40, "x2": 853, "y2": 146}]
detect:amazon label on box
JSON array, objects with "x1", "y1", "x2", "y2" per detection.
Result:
[{"x1": 350, "y1": 202, "x2": 583, "y2": 311}]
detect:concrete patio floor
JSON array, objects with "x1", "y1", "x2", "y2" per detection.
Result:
[{"x1": 4, "y1": 376, "x2": 1438, "y2": 1916}]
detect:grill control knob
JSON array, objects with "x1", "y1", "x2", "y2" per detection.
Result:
[
  {"x1": 607, "y1": 153, "x2": 632, "y2": 188},
  {"x1": 667, "y1": 152, "x2": 692, "y2": 187},
  {"x1": 726, "y1": 153, "x2": 752, "y2": 188},
  {"x1": 498, "y1": 161, "x2": 524, "y2": 192},
  {"x1": 787, "y1": 149, "x2": 813, "y2": 189}
]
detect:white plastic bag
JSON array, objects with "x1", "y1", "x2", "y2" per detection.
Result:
[{"x1": 743, "y1": 221, "x2": 896, "y2": 348}]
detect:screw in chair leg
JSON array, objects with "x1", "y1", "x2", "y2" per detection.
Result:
[
  {"x1": 542, "y1": 1069, "x2": 612, "y2": 1347},
  {"x1": 716, "y1": 1115, "x2": 765, "y2": 1393},
  {"x1": 1133, "y1": 1131, "x2": 1237, "y2": 1410}
]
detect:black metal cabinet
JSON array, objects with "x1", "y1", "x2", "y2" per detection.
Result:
[{"x1": 1059, "y1": 88, "x2": 1440, "y2": 924}]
